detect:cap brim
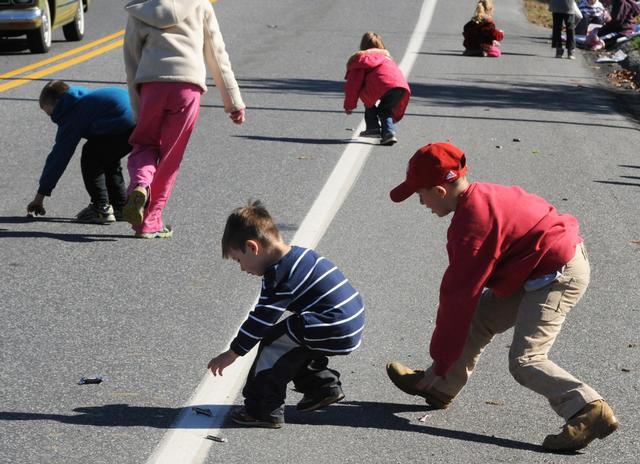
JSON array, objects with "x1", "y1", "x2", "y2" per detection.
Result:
[{"x1": 389, "y1": 181, "x2": 416, "y2": 203}]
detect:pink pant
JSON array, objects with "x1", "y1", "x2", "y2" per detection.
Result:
[{"x1": 127, "y1": 82, "x2": 202, "y2": 234}]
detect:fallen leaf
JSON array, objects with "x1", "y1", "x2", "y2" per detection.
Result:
[
  {"x1": 485, "y1": 400, "x2": 504, "y2": 406},
  {"x1": 621, "y1": 368, "x2": 631, "y2": 373},
  {"x1": 418, "y1": 413, "x2": 430, "y2": 422}
]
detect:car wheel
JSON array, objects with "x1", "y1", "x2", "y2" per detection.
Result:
[
  {"x1": 26, "y1": 0, "x2": 52, "y2": 54},
  {"x1": 63, "y1": 0, "x2": 85, "y2": 42}
]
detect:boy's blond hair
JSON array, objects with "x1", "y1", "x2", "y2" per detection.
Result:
[
  {"x1": 360, "y1": 31, "x2": 386, "y2": 50},
  {"x1": 39, "y1": 80, "x2": 69, "y2": 109},
  {"x1": 472, "y1": 0, "x2": 494, "y2": 22},
  {"x1": 221, "y1": 200, "x2": 283, "y2": 258}
]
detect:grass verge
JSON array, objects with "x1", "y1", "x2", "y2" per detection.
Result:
[{"x1": 523, "y1": 0, "x2": 552, "y2": 28}]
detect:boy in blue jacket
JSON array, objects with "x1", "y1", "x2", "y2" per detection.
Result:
[{"x1": 27, "y1": 80, "x2": 135, "y2": 223}]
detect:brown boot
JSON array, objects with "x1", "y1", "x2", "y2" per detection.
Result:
[
  {"x1": 385, "y1": 361, "x2": 453, "y2": 409},
  {"x1": 542, "y1": 400, "x2": 619, "y2": 451}
]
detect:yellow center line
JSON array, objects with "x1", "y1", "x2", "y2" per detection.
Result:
[
  {"x1": 0, "y1": 30, "x2": 124, "y2": 80},
  {"x1": 0, "y1": 38, "x2": 124, "y2": 93}
]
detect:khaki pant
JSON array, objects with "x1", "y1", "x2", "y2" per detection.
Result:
[{"x1": 426, "y1": 243, "x2": 601, "y2": 420}]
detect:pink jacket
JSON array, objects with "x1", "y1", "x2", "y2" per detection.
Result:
[{"x1": 343, "y1": 49, "x2": 410, "y2": 122}]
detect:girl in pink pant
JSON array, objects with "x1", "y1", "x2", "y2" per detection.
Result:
[{"x1": 123, "y1": 0, "x2": 245, "y2": 238}]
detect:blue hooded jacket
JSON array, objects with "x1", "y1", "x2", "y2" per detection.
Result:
[{"x1": 38, "y1": 86, "x2": 135, "y2": 196}]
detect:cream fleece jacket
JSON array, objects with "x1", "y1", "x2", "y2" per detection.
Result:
[{"x1": 123, "y1": 0, "x2": 244, "y2": 119}]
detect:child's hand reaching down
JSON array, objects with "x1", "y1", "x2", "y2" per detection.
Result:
[{"x1": 208, "y1": 349, "x2": 240, "y2": 376}]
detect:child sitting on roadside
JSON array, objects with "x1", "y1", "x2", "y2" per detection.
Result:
[
  {"x1": 462, "y1": 0, "x2": 504, "y2": 57},
  {"x1": 343, "y1": 32, "x2": 410, "y2": 146},
  {"x1": 208, "y1": 201, "x2": 365, "y2": 428},
  {"x1": 576, "y1": 0, "x2": 608, "y2": 35}
]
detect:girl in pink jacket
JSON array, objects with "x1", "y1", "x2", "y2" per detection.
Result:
[{"x1": 343, "y1": 32, "x2": 411, "y2": 146}]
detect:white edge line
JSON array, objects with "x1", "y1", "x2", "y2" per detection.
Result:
[{"x1": 146, "y1": 1, "x2": 437, "y2": 462}]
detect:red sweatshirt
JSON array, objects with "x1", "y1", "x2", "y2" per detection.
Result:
[
  {"x1": 430, "y1": 183, "x2": 582, "y2": 376},
  {"x1": 343, "y1": 49, "x2": 410, "y2": 122},
  {"x1": 462, "y1": 18, "x2": 504, "y2": 51}
]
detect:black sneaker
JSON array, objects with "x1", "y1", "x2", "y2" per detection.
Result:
[
  {"x1": 230, "y1": 407, "x2": 283, "y2": 429},
  {"x1": 296, "y1": 388, "x2": 345, "y2": 412},
  {"x1": 75, "y1": 204, "x2": 115, "y2": 224},
  {"x1": 380, "y1": 132, "x2": 398, "y2": 146},
  {"x1": 359, "y1": 128, "x2": 381, "y2": 138}
]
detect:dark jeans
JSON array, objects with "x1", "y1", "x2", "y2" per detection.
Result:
[
  {"x1": 364, "y1": 87, "x2": 406, "y2": 136},
  {"x1": 575, "y1": 13, "x2": 605, "y2": 35},
  {"x1": 80, "y1": 130, "x2": 133, "y2": 210},
  {"x1": 551, "y1": 13, "x2": 575, "y2": 50},
  {"x1": 242, "y1": 319, "x2": 342, "y2": 421}
]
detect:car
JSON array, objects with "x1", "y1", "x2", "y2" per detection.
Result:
[{"x1": 0, "y1": 0, "x2": 90, "y2": 54}]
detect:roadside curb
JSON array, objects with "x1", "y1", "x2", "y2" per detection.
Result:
[{"x1": 584, "y1": 42, "x2": 640, "y2": 124}]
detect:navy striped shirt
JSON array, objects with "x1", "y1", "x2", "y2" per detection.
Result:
[{"x1": 230, "y1": 246, "x2": 365, "y2": 356}]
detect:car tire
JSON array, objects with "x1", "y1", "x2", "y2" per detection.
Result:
[
  {"x1": 26, "y1": 0, "x2": 52, "y2": 54},
  {"x1": 63, "y1": 0, "x2": 84, "y2": 42}
]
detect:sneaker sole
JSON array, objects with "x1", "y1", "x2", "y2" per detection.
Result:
[
  {"x1": 231, "y1": 416, "x2": 283, "y2": 429},
  {"x1": 380, "y1": 137, "x2": 398, "y2": 146},
  {"x1": 123, "y1": 189, "x2": 147, "y2": 226},
  {"x1": 135, "y1": 229, "x2": 173, "y2": 239},
  {"x1": 297, "y1": 392, "x2": 345, "y2": 412}
]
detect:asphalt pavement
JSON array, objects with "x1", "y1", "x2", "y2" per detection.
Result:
[{"x1": 1, "y1": 0, "x2": 638, "y2": 463}]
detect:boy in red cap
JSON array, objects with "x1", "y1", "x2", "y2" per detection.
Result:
[{"x1": 386, "y1": 142, "x2": 618, "y2": 452}]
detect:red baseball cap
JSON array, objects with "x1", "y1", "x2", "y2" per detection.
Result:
[{"x1": 389, "y1": 142, "x2": 468, "y2": 203}]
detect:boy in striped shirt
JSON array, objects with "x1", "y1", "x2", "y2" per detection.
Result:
[{"x1": 208, "y1": 200, "x2": 365, "y2": 428}]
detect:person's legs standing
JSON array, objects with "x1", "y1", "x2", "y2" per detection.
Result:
[
  {"x1": 136, "y1": 83, "x2": 201, "y2": 234},
  {"x1": 508, "y1": 243, "x2": 601, "y2": 420},
  {"x1": 552, "y1": 13, "x2": 564, "y2": 56},
  {"x1": 102, "y1": 130, "x2": 133, "y2": 214},
  {"x1": 80, "y1": 138, "x2": 110, "y2": 210},
  {"x1": 565, "y1": 13, "x2": 576, "y2": 58},
  {"x1": 127, "y1": 83, "x2": 167, "y2": 195},
  {"x1": 378, "y1": 88, "x2": 404, "y2": 139}
]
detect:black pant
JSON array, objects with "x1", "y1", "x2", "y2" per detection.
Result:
[
  {"x1": 80, "y1": 130, "x2": 132, "y2": 210},
  {"x1": 242, "y1": 319, "x2": 341, "y2": 421},
  {"x1": 551, "y1": 13, "x2": 575, "y2": 50},
  {"x1": 575, "y1": 13, "x2": 605, "y2": 35}
]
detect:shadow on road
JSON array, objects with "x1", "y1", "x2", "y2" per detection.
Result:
[
  {"x1": 0, "y1": 38, "x2": 30, "y2": 55},
  {"x1": 232, "y1": 135, "x2": 370, "y2": 145},
  {"x1": 0, "y1": 216, "x2": 133, "y2": 242},
  {"x1": 0, "y1": 400, "x2": 577, "y2": 454},
  {"x1": 595, "y1": 165, "x2": 640, "y2": 187},
  {"x1": 237, "y1": 77, "x2": 343, "y2": 96},
  {"x1": 0, "y1": 404, "x2": 177, "y2": 428}
]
